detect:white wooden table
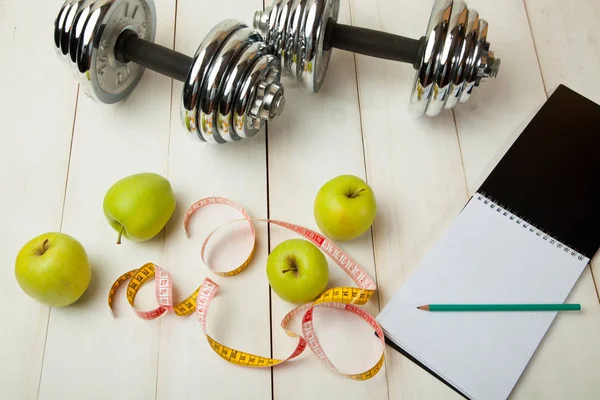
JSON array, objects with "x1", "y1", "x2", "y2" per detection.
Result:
[{"x1": 2, "y1": 0, "x2": 600, "y2": 399}]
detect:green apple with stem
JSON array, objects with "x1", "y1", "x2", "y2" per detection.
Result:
[
  {"x1": 15, "y1": 232, "x2": 91, "y2": 307},
  {"x1": 103, "y1": 172, "x2": 176, "y2": 244},
  {"x1": 314, "y1": 174, "x2": 377, "y2": 241},
  {"x1": 266, "y1": 239, "x2": 329, "y2": 304}
]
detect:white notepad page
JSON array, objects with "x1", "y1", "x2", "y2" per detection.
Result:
[{"x1": 377, "y1": 193, "x2": 590, "y2": 400}]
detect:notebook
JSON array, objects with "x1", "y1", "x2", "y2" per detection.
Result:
[{"x1": 377, "y1": 84, "x2": 600, "y2": 400}]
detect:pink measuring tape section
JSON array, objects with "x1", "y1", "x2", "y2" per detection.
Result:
[{"x1": 108, "y1": 197, "x2": 385, "y2": 380}]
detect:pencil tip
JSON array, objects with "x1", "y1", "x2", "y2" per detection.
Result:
[{"x1": 417, "y1": 305, "x2": 430, "y2": 311}]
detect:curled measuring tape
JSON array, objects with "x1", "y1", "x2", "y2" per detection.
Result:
[{"x1": 108, "y1": 197, "x2": 385, "y2": 380}]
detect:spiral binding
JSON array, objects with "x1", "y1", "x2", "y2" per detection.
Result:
[{"x1": 475, "y1": 192, "x2": 587, "y2": 261}]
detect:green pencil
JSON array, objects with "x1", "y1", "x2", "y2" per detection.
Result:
[{"x1": 417, "y1": 304, "x2": 581, "y2": 312}]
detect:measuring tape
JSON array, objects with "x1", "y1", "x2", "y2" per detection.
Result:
[{"x1": 108, "y1": 197, "x2": 385, "y2": 380}]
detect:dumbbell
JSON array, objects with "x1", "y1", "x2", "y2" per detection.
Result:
[
  {"x1": 253, "y1": 0, "x2": 501, "y2": 116},
  {"x1": 53, "y1": 0, "x2": 285, "y2": 144}
]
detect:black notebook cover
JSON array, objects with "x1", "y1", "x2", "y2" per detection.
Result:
[
  {"x1": 383, "y1": 84, "x2": 600, "y2": 398},
  {"x1": 479, "y1": 84, "x2": 600, "y2": 259}
]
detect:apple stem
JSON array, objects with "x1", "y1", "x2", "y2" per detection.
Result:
[
  {"x1": 282, "y1": 255, "x2": 299, "y2": 276},
  {"x1": 347, "y1": 188, "x2": 366, "y2": 198},
  {"x1": 117, "y1": 226, "x2": 124, "y2": 245},
  {"x1": 36, "y1": 239, "x2": 50, "y2": 256},
  {"x1": 282, "y1": 268, "x2": 298, "y2": 274}
]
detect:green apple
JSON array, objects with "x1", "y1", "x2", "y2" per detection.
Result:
[
  {"x1": 103, "y1": 172, "x2": 176, "y2": 244},
  {"x1": 15, "y1": 232, "x2": 91, "y2": 307},
  {"x1": 314, "y1": 174, "x2": 377, "y2": 241},
  {"x1": 266, "y1": 239, "x2": 329, "y2": 304}
]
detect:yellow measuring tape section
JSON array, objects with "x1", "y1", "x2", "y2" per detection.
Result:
[
  {"x1": 108, "y1": 197, "x2": 385, "y2": 380},
  {"x1": 195, "y1": 282, "x2": 383, "y2": 379},
  {"x1": 313, "y1": 286, "x2": 374, "y2": 305},
  {"x1": 206, "y1": 336, "x2": 282, "y2": 367},
  {"x1": 108, "y1": 262, "x2": 200, "y2": 319}
]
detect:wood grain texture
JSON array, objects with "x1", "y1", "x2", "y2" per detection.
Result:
[
  {"x1": 37, "y1": 1, "x2": 176, "y2": 399},
  {"x1": 525, "y1": 0, "x2": 600, "y2": 302},
  {"x1": 2, "y1": 0, "x2": 599, "y2": 398},
  {"x1": 266, "y1": 0, "x2": 389, "y2": 397},
  {"x1": 518, "y1": 4, "x2": 600, "y2": 397},
  {"x1": 349, "y1": 0, "x2": 468, "y2": 398},
  {"x1": 510, "y1": 266, "x2": 600, "y2": 399},
  {"x1": 0, "y1": 1, "x2": 78, "y2": 398},
  {"x1": 525, "y1": 0, "x2": 600, "y2": 104},
  {"x1": 593, "y1": 255, "x2": 600, "y2": 301},
  {"x1": 454, "y1": 0, "x2": 547, "y2": 194},
  {"x1": 155, "y1": 1, "x2": 272, "y2": 399}
]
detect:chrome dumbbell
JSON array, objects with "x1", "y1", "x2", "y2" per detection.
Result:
[
  {"x1": 254, "y1": 0, "x2": 500, "y2": 117},
  {"x1": 54, "y1": 0, "x2": 285, "y2": 143}
]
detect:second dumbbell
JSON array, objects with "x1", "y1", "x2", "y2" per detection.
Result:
[{"x1": 254, "y1": 0, "x2": 501, "y2": 117}]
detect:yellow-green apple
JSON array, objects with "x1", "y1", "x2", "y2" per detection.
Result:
[
  {"x1": 103, "y1": 172, "x2": 176, "y2": 244},
  {"x1": 314, "y1": 174, "x2": 376, "y2": 241},
  {"x1": 266, "y1": 239, "x2": 329, "y2": 304},
  {"x1": 15, "y1": 232, "x2": 91, "y2": 307}
]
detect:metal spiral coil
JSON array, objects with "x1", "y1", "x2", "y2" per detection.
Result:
[
  {"x1": 254, "y1": 0, "x2": 340, "y2": 93},
  {"x1": 54, "y1": 0, "x2": 156, "y2": 104},
  {"x1": 410, "y1": 0, "x2": 501, "y2": 116},
  {"x1": 181, "y1": 20, "x2": 285, "y2": 144}
]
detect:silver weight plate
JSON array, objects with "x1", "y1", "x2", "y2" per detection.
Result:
[
  {"x1": 283, "y1": 0, "x2": 307, "y2": 79},
  {"x1": 272, "y1": 0, "x2": 294, "y2": 59},
  {"x1": 54, "y1": 0, "x2": 77, "y2": 57},
  {"x1": 181, "y1": 20, "x2": 246, "y2": 143},
  {"x1": 444, "y1": 6, "x2": 477, "y2": 110},
  {"x1": 54, "y1": 0, "x2": 156, "y2": 104},
  {"x1": 68, "y1": 1, "x2": 97, "y2": 78},
  {"x1": 217, "y1": 40, "x2": 268, "y2": 141},
  {"x1": 298, "y1": 0, "x2": 339, "y2": 92},
  {"x1": 410, "y1": 0, "x2": 453, "y2": 116},
  {"x1": 54, "y1": 0, "x2": 93, "y2": 78},
  {"x1": 425, "y1": 0, "x2": 468, "y2": 116},
  {"x1": 84, "y1": 0, "x2": 156, "y2": 104},
  {"x1": 294, "y1": 0, "x2": 312, "y2": 82},
  {"x1": 255, "y1": 0, "x2": 337, "y2": 92},
  {"x1": 260, "y1": 0, "x2": 283, "y2": 46},
  {"x1": 197, "y1": 27, "x2": 263, "y2": 144},
  {"x1": 410, "y1": 0, "x2": 497, "y2": 116},
  {"x1": 459, "y1": 17, "x2": 488, "y2": 104},
  {"x1": 234, "y1": 55, "x2": 281, "y2": 140}
]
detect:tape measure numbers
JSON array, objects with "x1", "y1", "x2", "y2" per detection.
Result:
[{"x1": 108, "y1": 197, "x2": 385, "y2": 380}]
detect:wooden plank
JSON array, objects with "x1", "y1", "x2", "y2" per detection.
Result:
[
  {"x1": 0, "y1": 1, "x2": 78, "y2": 398},
  {"x1": 510, "y1": 267, "x2": 600, "y2": 399},
  {"x1": 525, "y1": 0, "x2": 600, "y2": 299},
  {"x1": 453, "y1": 0, "x2": 547, "y2": 194},
  {"x1": 457, "y1": 1, "x2": 600, "y2": 398},
  {"x1": 525, "y1": 0, "x2": 600, "y2": 104},
  {"x1": 594, "y1": 256, "x2": 600, "y2": 301},
  {"x1": 349, "y1": 0, "x2": 468, "y2": 398},
  {"x1": 266, "y1": 1, "x2": 388, "y2": 399},
  {"x1": 512, "y1": 2, "x2": 600, "y2": 396},
  {"x1": 37, "y1": 1, "x2": 176, "y2": 398},
  {"x1": 154, "y1": 1, "x2": 272, "y2": 398}
]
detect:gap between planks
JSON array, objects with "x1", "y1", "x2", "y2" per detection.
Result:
[
  {"x1": 260, "y1": 3, "x2": 276, "y2": 400},
  {"x1": 347, "y1": 2, "x2": 391, "y2": 400},
  {"x1": 36, "y1": 85, "x2": 80, "y2": 400},
  {"x1": 155, "y1": 1, "x2": 179, "y2": 399}
]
